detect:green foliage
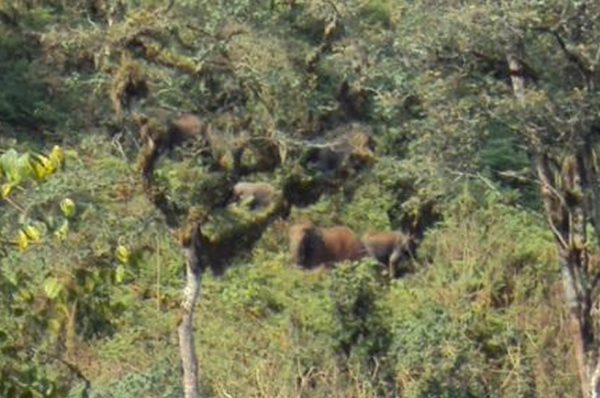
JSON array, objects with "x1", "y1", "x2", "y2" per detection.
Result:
[
  {"x1": 0, "y1": 29, "x2": 56, "y2": 129},
  {"x1": 0, "y1": 137, "x2": 167, "y2": 395},
  {"x1": 341, "y1": 180, "x2": 393, "y2": 232},
  {"x1": 0, "y1": 331, "x2": 70, "y2": 398},
  {"x1": 178, "y1": 189, "x2": 574, "y2": 397},
  {"x1": 88, "y1": 354, "x2": 184, "y2": 398},
  {"x1": 358, "y1": 0, "x2": 392, "y2": 28},
  {"x1": 0, "y1": 146, "x2": 64, "y2": 203},
  {"x1": 388, "y1": 188, "x2": 573, "y2": 397},
  {"x1": 328, "y1": 260, "x2": 391, "y2": 373}
]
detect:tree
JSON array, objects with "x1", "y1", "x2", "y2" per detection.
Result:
[
  {"x1": 136, "y1": 100, "x2": 376, "y2": 397},
  {"x1": 126, "y1": 4, "x2": 377, "y2": 396},
  {"x1": 389, "y1": 1, "x2": 600, "y2": 396},
  {"x1": 499, "y1": 5, "x2": 600, "y2": 396},
  {"x1": 0, "y1": 1, "x2": 378, "y2": 395}
]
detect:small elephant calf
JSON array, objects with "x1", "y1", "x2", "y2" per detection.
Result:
[
  {"x1": 232, "y1": 182, "x2": 276, "y2": 212},
  {"x1": 361, "y1": 231, "x2": 416, "y2": 278}
]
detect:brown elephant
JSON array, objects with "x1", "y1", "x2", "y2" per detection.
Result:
[
  {"x1": 138, "y1": 113, "x2": 206, "y2": 157},
  {"x1": 361, "y1": 231, "x2": 416, "y2": 278},
  {"x1": 289, "y1": 221, "x2": 366, "y2": 269},
  {"x1": 168, "y1": 114, "x2": 205, "y2": 143},
  {"x1": 232, "y1": 182, "x2": 276, "y2": 211}
]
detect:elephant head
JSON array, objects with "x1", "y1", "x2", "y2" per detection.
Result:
[{"x1": 361, "y1": 231, "x2": 417, "y2": 277}]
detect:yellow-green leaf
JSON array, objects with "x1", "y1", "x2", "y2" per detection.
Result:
[
  {"x1": 115, "y1": 244, "x2": 130, "y2": 264},
  {"x1": 43, "y1": 277, "x2": 63, "y2": 299},
  {"x1": 54, "y1": 220, "x2": 69, "y2": 241},
  {"x1": 17, "y1": 289, "x2": 34, "y2": 303},
  {"x1": 115, "y1": 264, "x2": 126, "y2": 283},
  {"x1": 31, "y1": 161, "x2": 49, "y2": 181},
  {"x1": 48, "y1": 318, "x2": 62, "y2": 337},
  {"x1": 31, "y1": 154, "x2": 52, "y2": 181},
  {"x1": 23, "y1": 225, "x2": 41, "y2": 241},
  {"x1": 0, "y1": 149, "x2": 19, "y2": 181},
  {"x1": 17, "y1": 230, "x2": 29, "y2": 251},
  {"x1": 1, "y1": 182, "x2": 15, "y2": 199},
  {"x1": 49, "y1": 145, "x2": 65, "y2": 171},
  {"x1": 60, "y1": 198, "x2": 76, "y2": 218},
  {"x1": 16, "y1": 153, "x2": 34, "y2": 180}
]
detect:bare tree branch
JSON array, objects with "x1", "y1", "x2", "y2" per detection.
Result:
[{"x1": 536, "y1": 27, "x2": 594, "y2": 89}]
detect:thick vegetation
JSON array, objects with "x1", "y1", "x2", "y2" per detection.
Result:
[{"x1": 1, "y1": 1, "x2": 598, "y2": 397}]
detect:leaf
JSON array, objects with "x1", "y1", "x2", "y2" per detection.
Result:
[
  {"x1": 115, "y1": 244, "x2": 130, "y2": 264},
  {"x1": 17, "y1": 289, "x2": 34, "y2": 303},
  {"x1": 0, "y1": 149, "x2": 19, "y2": 181},
  {"x1": 23, "y1": 225, "x2": 41, "y2": 242},
  {"x1": 60, "y1": 198, "x2": 76, "y2": 218},
  {"x1": 48, "y1": 145, "x2": 65, "y2": 170},
  {"x1": 31, "y1": 161, "x2": 50, "y2": 181},
  {"x1": 30, "y1": 154, "x2": 53, "y2": 181},
  {"x1": 1, "y1": 182, "x2": 16, "y2": 199},
  {"x1": 278, "y1": 142, "x2": 288, "y2": 164},
  {"x1": 54, "y1": 220, "x2": 69, "y2": 241},
  {"x1": 48, "y1": 318, "x2": 62, "y2": 337},
  {"x1": 115, "y1": 264, "x2": 126, "y2": 283},
  {"x1": 3, "y1": 267, "x2": 18, "y2": 286},
  {"x1": 43, "y1": 277, "x2": 63, "y2": 299},
  {"x1": 16, "y1": 153, "x2": 34, "y2": 181},
  {"x1": 17, "y1": 230, "x2": 29, "y2": 251},
  {"x1": 44, "y1": 383, "x2": 56, "y2": 396}
]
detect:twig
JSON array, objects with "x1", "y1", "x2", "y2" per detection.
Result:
[
  {"x1": 163, "y1": 0, "x2": 176, "y2": 14},
  {"x1": 446, "y1": 170, "x2": 499, "y2": 193},
  {"x1": 535, "y1": 156, "x2": 570, "y2": 250},
  {"x1": 27, "y1": 347, "x2": 91, "y2": 394},
  {"x1": 324, "y1": 0, "x2": 342, "y2": 18},
  {"x1": 4, "y1": 196, "x2": 26, "y2": 214},
  {"x1": 535, "y1": 27, "x2": 593, "y2": 89},
  {"x1": 156, "y1": 233, "x2": 161, "y2": 312}
]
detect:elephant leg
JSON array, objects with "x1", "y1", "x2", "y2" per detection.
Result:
[{"x1": 388, "y1": 247, "x2": 401, "y2": 278}]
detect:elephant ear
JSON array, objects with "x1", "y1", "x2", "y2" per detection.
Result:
[
  {"x1": 296, "y1": 233, "x2": 308, "y2": 267},
  {"x1": 302, "y1": 227, "x2": 325, "y2": 268}
]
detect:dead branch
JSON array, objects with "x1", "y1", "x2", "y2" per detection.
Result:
[{"x1": 536, "y1": 27, "x2": 594, "y2": 89}]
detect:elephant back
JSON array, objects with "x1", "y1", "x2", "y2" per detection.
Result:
[{"x1": 321, "y1": 226, "x2": 366, "y2": 264}]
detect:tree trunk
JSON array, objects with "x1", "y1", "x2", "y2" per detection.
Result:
[
  {"x1": 536, "y1": 154, "x2": 590, "y2": 398},
  {"x1": 591, "y1": 362, "x2": 600, "y2": 398},
  {"x1": 582, "y1": 145, "x2": 600, "y2": 398},
  {"x1": 178, "y1": 232, "x2": 203, "y2": 398},
  {"x1": 560, "y1": 255, "x2": 589, "y2": 397},
  {"x1": 508, "y1": 51, "x2": 591, "y2": 398},
  {"x1": 138, "y1": 132, "x2": 205, "y2": 397}
]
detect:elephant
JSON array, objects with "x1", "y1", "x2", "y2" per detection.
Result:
[
  {"x1": 168, "y1": 114, "x2": 205, "y2": 145},
  {"x1": 232, "y1": 182, "x2": 276, "y2": 212},
  {"x1": 289, "y1": 221, "x2": 367, "y2": 269},
  {"x1": 138, "y1": 113, "x2": 207, "y2": 162},
  {"x1": 361, "y1": 231, "x2": 416, "y2": 278}
]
